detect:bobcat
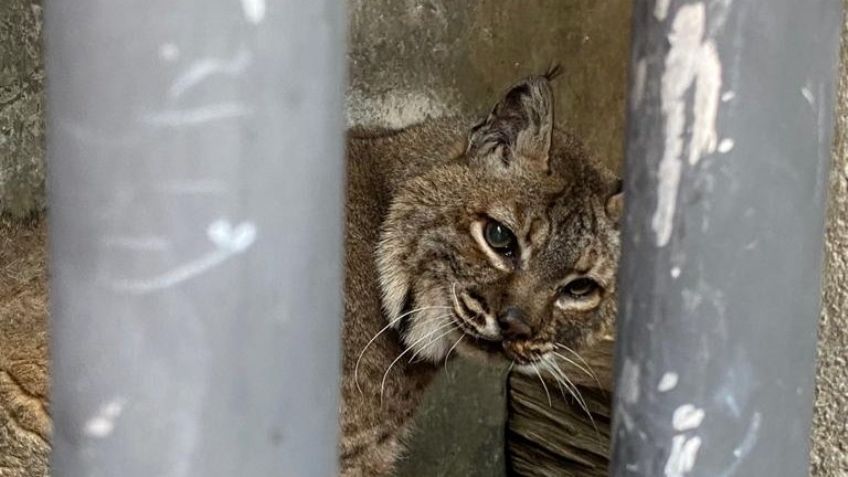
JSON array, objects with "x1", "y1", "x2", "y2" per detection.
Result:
[
  {"x1": 341, "y1": 71, "x2": 622, "y2": 476},
  {"x1": 0, "y1": 72, "x2": 620, "y2": 477}
]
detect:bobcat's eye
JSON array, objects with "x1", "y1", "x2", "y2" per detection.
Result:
[
  {"x1": 560, "y1": 277, "x2": 600, "y2": 299},
  {"x1": 484, "y1": 220, "x2": 517, "y2": 256}
]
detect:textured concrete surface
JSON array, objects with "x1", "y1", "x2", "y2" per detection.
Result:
[
  {"x1": 0, "y1": 215, "x2": 50, "y2": 477},
  {"x1": 348, "y1": 0, "x2": 632, "y2": 172},
  {"x1": 810, "y1": 5, "x2": 848, "y2": 475},
  {"x1": 0, "y1": 0, "x2": 44, "y2": 218},
  {"x1": 394, "y1": 361, "x2": 510, "y2": 477},
  {"x1": 0, "y1": 0, "x2": 633, "y2": 215}
]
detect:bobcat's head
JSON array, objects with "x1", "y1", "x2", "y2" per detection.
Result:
[{"x1": 377, "y1": 72, "x2": 621, "y2": 374}]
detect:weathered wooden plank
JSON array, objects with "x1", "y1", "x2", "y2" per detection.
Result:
[{"x1": 507, "y1": 335, "x2": 615, "y2": 476}]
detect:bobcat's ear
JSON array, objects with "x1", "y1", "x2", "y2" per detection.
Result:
[
  {"x1": 605, "y1": 179, "x2": 624, "y2": 226},
  {"x1": 467, "y1": 71, "x2": 556, "y2": 172}
]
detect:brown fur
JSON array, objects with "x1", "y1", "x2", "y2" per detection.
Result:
[
  {"x1": 0, "y1": 75, "x2": 620, "y2": 477},
  {"x1": 341, "y1": 74, "x2": 620, "y2": 475}
]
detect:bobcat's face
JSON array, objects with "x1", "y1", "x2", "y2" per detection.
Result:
[{"x1": 377, "y1": 73, "x2": 621, "y2": 373}]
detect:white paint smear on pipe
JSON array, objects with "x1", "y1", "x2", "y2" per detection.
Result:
[{"x1": 652, "y1": 2, "x2": 723, "y2": 247}]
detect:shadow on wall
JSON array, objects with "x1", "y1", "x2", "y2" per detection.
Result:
[{"x1": 347, "y1": 0, "x2": 632, "y2": 172}]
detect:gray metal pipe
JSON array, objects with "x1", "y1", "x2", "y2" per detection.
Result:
[
  {"x1": 611, "y1": 1, "x2": 842, "y2": 476},
  {"x1": 44, "y1": 1, "x2": 346, "y2": 475}
]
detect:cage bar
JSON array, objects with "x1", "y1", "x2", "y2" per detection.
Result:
[
  {"x1": 44, "y1": 1, "x2": 347, "y2": 475},
  {"x1": 611, "y1": 0, "x2": 842, "y2": 476}
]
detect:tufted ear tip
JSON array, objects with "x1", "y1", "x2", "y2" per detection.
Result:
[
  {"x1": 467, "y1": 73, "x2": 556, "y2": 172},
  {"x1": 544, "y1": 63, "x2": 563, "y2": 82}
]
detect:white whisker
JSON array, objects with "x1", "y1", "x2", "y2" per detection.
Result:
[
  {"x1": 552, "y1": 350, "x2": 602, "y2": 391},
  {"x1": 533, "y1": 365, "x2": 552, "y2": 407},
  {"x1": 443, "y1": 335, "x2": 464, "y2": 376},
  {"x1": 354, "y1": 305, "x2": 450, "y2": 395},
  {"x1": 541, "y1": 361, "x2": 572, "y2": 405},
  {"x1": 545, "y1": 356, "x2": 598, "y2": 434},
  {"x1": 451, "y1": 282, "x2": 462, "y2": 311},
  {"x1": 408, "y1": 324, "x2": 458, "y2": 363},
  {"x1": 544, "y1": 359, "x2": 579, "y2": 405},
  {"x1": 380, "y1": 319, "x2": 455, "y2": 405},
  {"x1": 554, "y1": 343, "x2": 602, "y2": 388}
]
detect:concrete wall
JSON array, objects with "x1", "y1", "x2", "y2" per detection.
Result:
[
  {"x1": 0, "y1": 0, "x2": 44, "y2": 218},
  {"x1": 347, "y1": 0, "x2": 631, "y2": 172},
  {"x1": 810, "y1": 6, "x2": 848, "y2": 475},
  {"x1": 1, "y1": 0, "x2": 846, "y2": 475}
]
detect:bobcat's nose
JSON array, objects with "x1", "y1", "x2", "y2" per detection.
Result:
[{"x1": 497, "y1": 306, "x2": 532, "y2": 340}]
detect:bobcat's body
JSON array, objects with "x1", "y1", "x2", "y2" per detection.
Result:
[
  {"x1": 340, "y1": 120, "x2": 468, "y2": 475},
  {"x1": 339, "y1": 73, "x2": 621, "y2": 476}
]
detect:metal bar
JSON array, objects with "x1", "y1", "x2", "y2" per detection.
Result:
[
  {"x1": 611, "y1": 1, "x2": 842, "y2": 476},
  {"x1": 44, "y1": 1, "x2": 346, "y2": 475}
]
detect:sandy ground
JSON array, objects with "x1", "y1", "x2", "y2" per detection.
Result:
[{"x1": 0, "y1": 214, "x2": 50, "y2": 476}]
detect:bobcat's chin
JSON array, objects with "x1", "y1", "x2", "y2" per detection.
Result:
[{"x1": 446, "y1": 284, "x2": 554, "y2": 366}]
